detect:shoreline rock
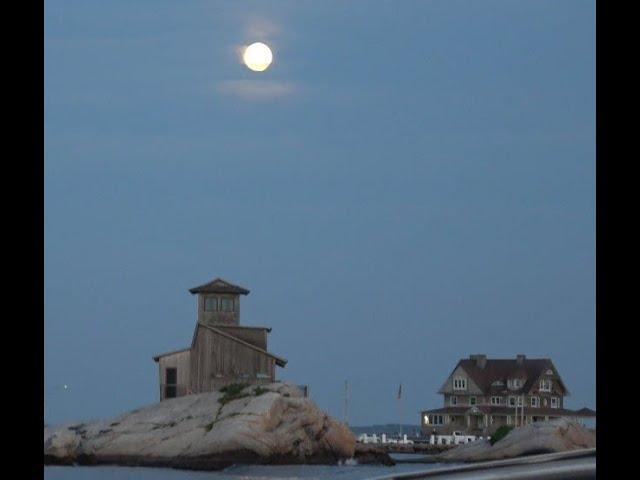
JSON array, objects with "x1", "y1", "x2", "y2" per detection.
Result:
[
  {"x1": 434, "y1": 418, "x2": 596, "y2": 463},
  {"x1": 44, "y1": 383, "x2": 360, "y2": 470}
]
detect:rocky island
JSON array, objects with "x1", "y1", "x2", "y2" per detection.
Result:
[
  {"x1": 434, "y1": 418, "x2": 596, "y2": 463},
  {"x1": 44, "y1": 383, "x2": 366, "y2": 470}
]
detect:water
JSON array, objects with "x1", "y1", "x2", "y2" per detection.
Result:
[{"x1": 44, "y1": 461, "x2": 447, "y2": 480}]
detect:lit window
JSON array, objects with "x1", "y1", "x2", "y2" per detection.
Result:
[
  {"x1": 204, "y1": 297, "x2": 218, "y2": 312},
  {"x1": 453, "y1": 377, "x2": 467, "y2": 390}
]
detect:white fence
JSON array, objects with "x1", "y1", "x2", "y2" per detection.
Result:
[{"x1": 358, "y1": 433, "x2": 488, "y2": 446}]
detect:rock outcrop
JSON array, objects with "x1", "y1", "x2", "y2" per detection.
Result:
[
  {"x1": 44, "y1": 383, "x2": 356, "y2": 470},
  {"x1": 436, "y1": 418, "x2": 596, "y2": 463}
]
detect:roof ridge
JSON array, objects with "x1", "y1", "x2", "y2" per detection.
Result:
[{"x1": 198, "y1": 322, "x2": 287, "y2": 366}]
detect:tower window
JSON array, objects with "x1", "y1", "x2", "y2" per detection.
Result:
[
  {"x1": 204, "y1": 297, "x2": 219, "y2": 312},
  {"x1": 221, "y1": 297, "x2": 235, "y2": 312}
]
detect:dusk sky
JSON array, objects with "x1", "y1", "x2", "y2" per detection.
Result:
[{"x1": 45, "y1": 0, "x2": 595, "y2": 426}]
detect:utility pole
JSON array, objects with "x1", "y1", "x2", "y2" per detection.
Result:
[{"x1": 343, "y1": 380, "x2": 350, "y2": 426}]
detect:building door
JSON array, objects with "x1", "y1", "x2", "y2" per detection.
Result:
[{"x1": 165, "y1": 368, "x2": 177, "y2": 399}]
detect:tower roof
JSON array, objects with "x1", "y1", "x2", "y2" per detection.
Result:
[{"x1": 188, "y1": 277, "x2": 250, "y2": 295}]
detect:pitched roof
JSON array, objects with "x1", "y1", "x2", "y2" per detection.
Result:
[
  {"x1": 188, "y1": 277, "x2": 250, "y2": 295},
  {"x1": 195, "y1": 322, "x2": 287, "y2": 367},
  {"x1": 152, "y1": 347, "x2": 190, "y2": 362},
  {"x1": 449, "y1": 356, "x2": 568, "y2": 395}
]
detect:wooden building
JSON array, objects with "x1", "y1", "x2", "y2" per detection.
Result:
[{"x1": 153, "y1": 278, "x2": 287, "y2": 401}]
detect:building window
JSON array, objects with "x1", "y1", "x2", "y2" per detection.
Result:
[
  {"x1": 540, "y1": 379, "x2": 552, "y2": 392},
  {"x1": 508, "y1": 396, "x2": 516, "y2": 407},
  {"x1": 430, "y1": 415, "x2": 444, "y2": 425},
  {"x1": 508, "y1": 378, "x2": 523, "y2": 389},
  {"x1": 517, "y1": 396, "x2": 523, "y2": 407},
  {"x1": 551, "y1": 397, "x2": 559, "y2": 409},
  {"x1": 220, "y1": 297, "x2": 234, "y2": 312},
  {"x1": 204, "y1": 297, "x2": 219, "y2": 312},
  {"x1": 491, "y1": 396, "x2": 501, "y2": 405},
  {"x1": 450, "y1": 395, "x2": 458, "y2": 406},
  {"x1": 453, "y1": 377, "x2": 467, "y2": 390},
  {"x1": 469, "y1": 396, "x2": 477, "y2": 406},
  {"x1": 531, "y1": 396, "x2": 540, "y2": 408}
]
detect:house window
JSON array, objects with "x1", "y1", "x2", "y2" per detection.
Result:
[
  {"x1": 540, "y1": 379, "x2": 552, "y2": 392},
  {"x1": 431, "y1": 415, "x2": 444, "y2": 425},
  {"x1": 450, "y1": 395, "x2": 458, "y2": 406},
  {"x1": 453, "y1": 377, "x2": 467, "y2": 390},
  {"x1": 531, "y1": 397, "x2": 540, "y2": 408},
  {"x1": 469, "y1": 396, "x2": 477, "y2": 406},
  {"x1": 508, "y1": 396, "x2": 516, "y2": 407},
  {"x1": 516, "y1": 396, "x2": 523, "y2": 406},
  {"x1": 204, "y1": 297, "x2": 219, "y2": 312},
  {"x1": 491, "y1": 396, "x2": 501, "y2": 405},
  {"x1": 508, "y1": 378, "x2": 523, "y2": 389},
  {"x1": 220, "y1": 297, "x2": 234, "y2": 312},
  {"x1": 551, "y1": 397, "x2": 559, "y2": 409}
]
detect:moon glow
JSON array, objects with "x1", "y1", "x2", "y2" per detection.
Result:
[{"x1": 243, "y1": 42, "x2": 273, "y2": 72}]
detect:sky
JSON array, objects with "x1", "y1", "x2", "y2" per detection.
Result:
[{"x1": 44, "y1": 0, "x2": 595, "y2": 426}]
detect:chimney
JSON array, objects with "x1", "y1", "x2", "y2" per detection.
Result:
[
  {"x1": 516, "y1": 354, "x2": 526, "y2": 364},
  {"x1": 470, "y1": 354, "x2": 487, "y2": 369}
]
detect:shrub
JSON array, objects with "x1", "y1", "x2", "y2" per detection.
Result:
[
  {"x1": 253, "y1": 386, "x2": 269, "y2": 396},
  {"x1": 490, "y1": 425, "x2": 514, "y2": 445},
  {"x1": 218, "y1": 383, "x2": 250, "y2": 405}
]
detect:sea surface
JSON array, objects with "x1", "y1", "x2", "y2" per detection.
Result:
[{"x1": 44, "y1": 458, "x2": 447, "y2": 480}]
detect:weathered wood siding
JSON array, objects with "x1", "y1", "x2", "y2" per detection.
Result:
[
  {"x1": 190, "y1": 325, "x2": 275, "y2": 393},
  {"x1": 214, "y1": 326, "x2": 268, "y2": 350},
  {"x1": 157, "y1": 350, "x2": 191, "y2": 400}
]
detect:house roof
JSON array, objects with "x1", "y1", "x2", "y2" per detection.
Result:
[
  {"x1": 444, "y1": 357, "x2": 569, "y2": 396},
  {"x1": 152, "y1": 347, "x2": 191, "y2": 362},
  {"x1": 188, "y1": 278, "x2": 250, "y2": 295},
  {"x1": 195, "y1": 322, "x2": 287, "y2": 367}
]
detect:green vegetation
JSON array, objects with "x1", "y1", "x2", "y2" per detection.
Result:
[
  {"x1": 490, "y1": 425, "x2": 514, "y2": 445},
  {"x1": 218, "y1": 383, "x2": 250, "y2": 406},
  {"x1": 253, "y1": 386, "x2": 269, "y2": 396}
]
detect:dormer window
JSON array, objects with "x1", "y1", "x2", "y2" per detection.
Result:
[
  {"x1": 507, "y1": 378, "x2": 523, "y2": 390},
  {"x1": 204, "y1": 297, "x2": 219, "y2": 312},
  {"x1": 540, "y1": 379, "x2": 552, "y2": 392},
  {"x1": 453, "y1": 377, "x2": 467, "y2": 390}
]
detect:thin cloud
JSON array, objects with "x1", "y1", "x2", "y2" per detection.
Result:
[{"x1": 216, "y1": 80, "x2": 296, "y2": 99}]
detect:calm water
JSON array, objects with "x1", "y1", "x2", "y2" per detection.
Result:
[{"x1": 44, "y1": 461, "x2": 446, "y2": 480}]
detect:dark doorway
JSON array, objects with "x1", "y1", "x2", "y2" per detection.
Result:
[{"x1": 165, "y1": 368, "x2": 177, "y2": 398}]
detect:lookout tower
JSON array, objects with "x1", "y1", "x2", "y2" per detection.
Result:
[{"x1": 189, "y1": 277, "x2": 250, "y2": 326}]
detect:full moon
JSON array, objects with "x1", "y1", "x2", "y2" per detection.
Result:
[{"x1": 243, "y1": 42, "x2": 273, "y2": 72}]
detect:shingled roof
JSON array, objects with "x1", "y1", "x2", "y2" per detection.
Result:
[
  {"x1": 188, "y1": 277, "x2": 250, "y2": 295},
  {"x1": 443, "y1": 355, "x2": 569, "y2": 396}
]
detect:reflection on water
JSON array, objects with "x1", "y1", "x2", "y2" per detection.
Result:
[{"x1": 45, "y1": 461, "x2": 445, "y2": 480}]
